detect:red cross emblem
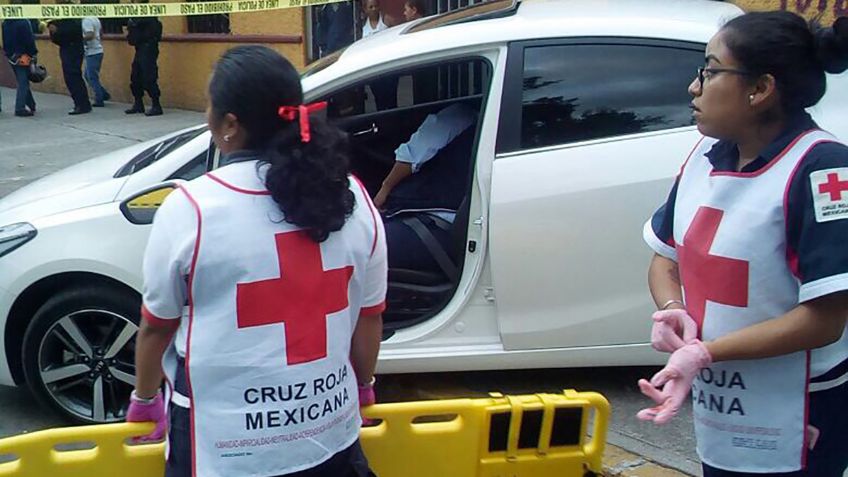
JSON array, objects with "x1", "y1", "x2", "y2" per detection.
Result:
[
  {"x1": 236, "y1": 231, "x2": 353, "y2": 365},
  {"x1": 818, "y1": 172, "x2": 848, "y2": 201},
  {"x1": 677, "y1": 207, "x2": 749, "y2": 330}
]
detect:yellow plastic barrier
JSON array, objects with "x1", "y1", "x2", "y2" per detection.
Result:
[{"x1": 0, "y1": 389, "x2": 609, "y2": 477}]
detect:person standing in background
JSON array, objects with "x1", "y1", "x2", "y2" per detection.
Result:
[
  {"x1": 360, "y1": 0, "x2": 397, "y2": 110},
  {"x1": 82, "y1": 14, "x2": 111, "y2": 107},
  {"x1": 48, "y1": 1, "x2": 92, "y2": 115},
  {"x1": 639, "y1": 12, "x2": 848, "y2": 476},
  {"x1": 403, "y1": 0, "x2": 425, "y2": 22},
  {"x1": 125, "y1": 1, "x2": 163, "y2": 117},
  {"x1": 361, "y1": 0, "x2": 388, "y2": 38},
  {"x1": 2, "y1": 10, "x2": 38, "y2": 117},
  {"x1": 317, "y1": 2, "x2": 354, "y2": 58}
]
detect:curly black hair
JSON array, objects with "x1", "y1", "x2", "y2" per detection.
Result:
[{"x1": 208, "y1": 45, "x2": 354, "y2": 242}]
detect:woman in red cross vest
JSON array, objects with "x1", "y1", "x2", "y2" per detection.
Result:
[
  {"x1": 640, "y1": 12, "x2": 848, "y2": 477},
  {"x1": 127, "y1": 45, "x2": 386, "y2": 477}
]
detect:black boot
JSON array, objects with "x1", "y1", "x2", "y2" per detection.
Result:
[
  {"x1": 145, "y1": 98, "x2": 163, "y2": 117},
  {"x1": 125, "y1": 98, "x2": 145, "y2": 114}
]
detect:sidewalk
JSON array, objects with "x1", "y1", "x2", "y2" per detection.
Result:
[
  {"x1": 0, "y1": 87, "x2": 204, "y2": 198},
  {"x1": 604, "y1": 445, "x2": 692, "y2": 477}
]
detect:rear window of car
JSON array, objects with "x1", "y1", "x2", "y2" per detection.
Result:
[
  {"x1": 516, "y1": 43, "x2": 702, "y2": 151},
  {"x1": 114, "y1": 127, "x2": 207, "y2": 178}
]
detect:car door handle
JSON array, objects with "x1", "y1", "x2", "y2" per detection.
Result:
[{"x1": 352, "y1": 123, "x2": 379, "y2": 137}]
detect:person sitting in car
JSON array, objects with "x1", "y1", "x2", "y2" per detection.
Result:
[{"x1": 373, "y1": 102, "x2": 477, "y2": 274}]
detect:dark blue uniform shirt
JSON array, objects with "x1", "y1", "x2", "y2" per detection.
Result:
[
  {"x1": 650, "y1": 112, "x2": 848, "y2": 295},
  {"x1": 650, "y1": 112, "x2": 848, "y2": 385}
]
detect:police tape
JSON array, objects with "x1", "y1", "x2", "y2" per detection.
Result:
[{"x1": 0, "y1": 0, "x2": 344, "y2": 20}]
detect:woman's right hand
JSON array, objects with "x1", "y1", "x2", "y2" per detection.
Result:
[
  {"x1": 637, "y1": 339, "x2": 712, "y2": 425},
  {"x1": 126, "y1": 390, "x2": 167, "y2": 442},
  {"x1": 651, "y1": 309, "x2": 698, "y2": 353}
]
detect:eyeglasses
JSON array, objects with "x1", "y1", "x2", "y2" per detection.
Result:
[{"x1": 696, "y1": 67, "x2": 753, "y2": 88}]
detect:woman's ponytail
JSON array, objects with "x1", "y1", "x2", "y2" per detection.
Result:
[
  {"x1": 814, "y1": 16, "x2": 848, "y2": 74},
  {"x1": 264, "y1": 115, "x2": 355, "y2": 243},
  {"x1": 208, "y1": 45, "x2": 355, "y2": 243}
]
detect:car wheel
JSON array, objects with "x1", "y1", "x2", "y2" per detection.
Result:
[{"x1": 22, "y1": 286, "x2": 140, "y2": 424}]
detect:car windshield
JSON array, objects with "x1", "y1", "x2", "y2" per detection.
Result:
[
  {"x1": 301, "y1": 49, "x2": 346, "y2": 79},
  {"x1": 114, "y1": 127, "x2": 207, "y2": 178},
  {"x1": 404, "y1": 0, "x2": 517, "y2": 34}
]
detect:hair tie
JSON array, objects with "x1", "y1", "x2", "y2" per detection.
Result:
[{"x1": 277, "y1": 101, "x2": 328, "y2": 143}]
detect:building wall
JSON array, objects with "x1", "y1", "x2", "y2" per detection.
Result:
[
  {"x1": 31, "y1": 36, "x2": 303, "y2": 110},
  {"x1": 730, "y1": 0, "x2": 847, "y2": 24},
  {"x1": 3, "y1": 0, "x2": 306, "y2": 110}
]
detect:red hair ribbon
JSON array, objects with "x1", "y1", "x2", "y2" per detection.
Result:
[{"x1": 277, "y1": 101, "x2": 328, "y2": 143}]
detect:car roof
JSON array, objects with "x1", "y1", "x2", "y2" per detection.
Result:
[{"x1": 304, "y1": 0, "x2": 742, "y2": 90}]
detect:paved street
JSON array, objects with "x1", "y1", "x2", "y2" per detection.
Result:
[{"x1": 0, "y1": 88, "x2": 700, "y2": 476}]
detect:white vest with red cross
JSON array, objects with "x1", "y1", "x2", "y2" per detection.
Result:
[
  {"x1": 163, "y1": 161, "x2": 381, "y2": 477},
  {"x1": 673, "y1": 129, "x2": 840, "y2": 473}
]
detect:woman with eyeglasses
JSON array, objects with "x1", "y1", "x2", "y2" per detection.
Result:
[
  {"x1": 639, "y1": 12, "x2": 848, "y2": 477},
  {"x1": 126, "y1": 45, "x2": 385, "y2": 477}
]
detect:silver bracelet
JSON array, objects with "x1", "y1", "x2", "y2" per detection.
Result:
[
  {"x1": 131, "y1": 390, "x2": 157, "y2": 404},
  {"x1": 660, "y1": 299, "x2": 685, "y2": 310}
]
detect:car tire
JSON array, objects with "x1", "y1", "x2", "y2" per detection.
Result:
[{"x1": 22, "y1": 286, "x2": 140, "y2": 424}]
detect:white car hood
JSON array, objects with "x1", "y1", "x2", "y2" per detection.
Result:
[{"x1": 0, "y1": 148, "x2": 134, "y2": 223}]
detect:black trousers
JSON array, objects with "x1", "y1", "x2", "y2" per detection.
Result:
[
  {"x1": 702, "y1": 380, "x2": 847, "y2": 477},
  {"x1": 59, "y1": 44, "x2": 91, "y2": 110},
  {"x1": 130, "y1": 42, "x2": 161, "y2": 100},
  {"x1": 384, "y1": 214, "x2": 453, "y2": 274}
]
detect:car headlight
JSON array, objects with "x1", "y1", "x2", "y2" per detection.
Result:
[{"x1": 0, "y1": 223, "x2": 37, "y2": 259}]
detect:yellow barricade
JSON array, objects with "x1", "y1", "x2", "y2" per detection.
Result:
[{"x1": 0, "y1": 389, "x2": 609, "y2": 477}]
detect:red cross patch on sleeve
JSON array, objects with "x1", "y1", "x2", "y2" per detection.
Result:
[{"x1": 811, "y1": 168, "x2": 848, "y2": 223}]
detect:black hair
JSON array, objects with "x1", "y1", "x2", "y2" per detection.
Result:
[
  {"x1": 721, "y1": 12, "x2": 848, "y2": 113},
  {"x1": 405, "y1": 0, "x2": 426, "y2": 15},
  {"x1": 209, "y1": 45, "x2": 354, "y2": 243}
]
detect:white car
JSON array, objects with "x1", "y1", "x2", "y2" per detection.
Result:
[{"x1": 2, "y1": 0, "x2": 847, "y2": 424}]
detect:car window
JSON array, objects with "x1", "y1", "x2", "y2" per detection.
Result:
[
  {"x1": 168, "y1": 151, "x2": 210, "y2": 181},
  {"x1": 325, "y1": 59, "x2": 489, "y2": 119},
  {"x1": 114, "y1": 127, "x2": 207, "y2": 178},
  {"x1": 518, "y1": 43, "x2": 702, "y2": 150}
]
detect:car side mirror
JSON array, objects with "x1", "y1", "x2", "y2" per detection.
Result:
[{"x1": 119, "y1": 183, "x2": 178, "y2": 225}]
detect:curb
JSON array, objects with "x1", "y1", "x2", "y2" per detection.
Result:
[{"x1": 604, "y1": 445, "x2": 693, "y2": 477}]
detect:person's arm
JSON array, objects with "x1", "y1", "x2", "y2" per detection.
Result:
[
  {"x1": 134, "y1": 319, "x2": 178, "y2": 398},
  {"x1": 373, "y1": 162, "x2": 412, "y2": 208},
  {"x1": 133, "y1": 189, "x2": 196, "y2": 395},
  {"x1": 374, "y1": 104, "x2": 476, "y2": 208},
  {"x1": 648, "y1": 254, "x2": 684, "y2": 310},
  {"x1": 350, "y1": 312, "x2": 382, "y2": 386},
  {"x1": 705, "y1": 292, "x2": 847, "y2": 362},
  {"x1": 24, "y1": 26, "x2": 38, "y2": 56},
  {"x1": 352, "y1": 181, "x2": 387, "y2": 387}
]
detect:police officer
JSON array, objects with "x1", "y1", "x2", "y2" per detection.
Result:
[
  {"x1": 127, "y1": 46, "x2": 385, "y2": 477},
  {"x1": 125, "y1": 0, "x2": 163, "y2": 116},
  {"x1": 47, "y1": 1, "x2": 91, "y2": 115},
  {"x1": 640, "y1": 12, "x2": 848, "y2": 477}
]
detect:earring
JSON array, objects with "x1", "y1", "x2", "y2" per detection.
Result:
[
  {"x1": 223, "y1": 134, "x2": 231, "y2": 143},
  {"x1": 749, "y1": 94, "x2": 755, "y2": 103}
]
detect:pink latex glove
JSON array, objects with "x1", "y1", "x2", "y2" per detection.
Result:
[
  {"x1": 358, "y1": 381, "x2": 376, "y2": 425},
  {"x1": 637, "y1": 340, "x2": 712, "y2": 425},
  {"x1": 126, "y1": 391, "x2": 167, "y2": 442},
  {"x1": 651, "y1": 309, "x2": 698, "y2": 353}
]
